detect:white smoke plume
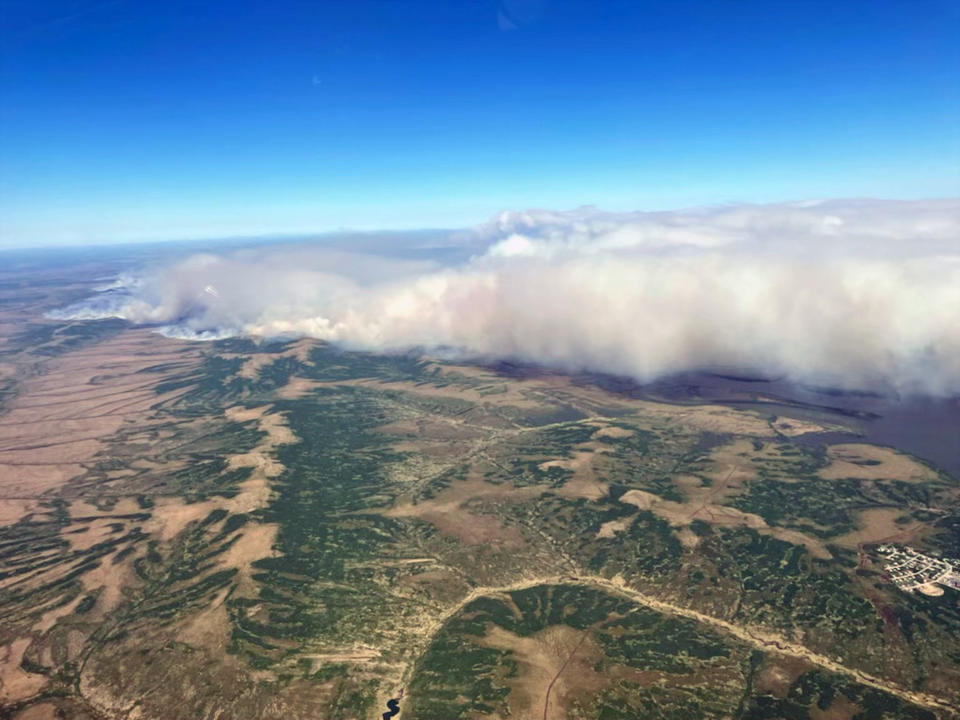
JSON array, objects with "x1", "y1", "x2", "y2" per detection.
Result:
[{"x1": 53, "y1": 199, "x2": 960, "y2": 395}]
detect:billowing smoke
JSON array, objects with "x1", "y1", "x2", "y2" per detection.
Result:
[{"x1": 53, "y1": 199, "x2": 960, "y2": 395}]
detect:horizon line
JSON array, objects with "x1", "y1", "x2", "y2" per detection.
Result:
[{"x1": 2, "y1": 194, "x2": 957, "y2": 253}]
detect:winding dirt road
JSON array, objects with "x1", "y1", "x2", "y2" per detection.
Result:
[{"x1": 400, "y1": 572, "x2": 958, "y2": 716}]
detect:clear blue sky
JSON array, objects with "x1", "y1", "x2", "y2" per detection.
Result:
[{"x1": 1, "y1": 0, "x2": 958, "y2": 248}]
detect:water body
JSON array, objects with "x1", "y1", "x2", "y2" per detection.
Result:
[
  {"x1": 480, "y1": 360, "x2": 960, "y2": 478},
  {"x1": 565, "y1": 369, "x2": 960, "y2": 480},
  {"x1": 382, "y1": 698, "x2": 401, "y2": 720}
]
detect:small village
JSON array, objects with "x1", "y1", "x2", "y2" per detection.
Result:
[{"x1": 878, "y1": 544, "x2": 960, "y2": 597}]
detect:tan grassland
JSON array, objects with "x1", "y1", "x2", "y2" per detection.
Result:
[
  {"x1": 615, "y1": 439, "x2": 833, "y2": 558},
  {"x1": 386, "y1": 473, "x2": 532, "y2": 549},
  {"x1": 0, "y1": 638, "x2": 47, "y2": 704},
  {"x1": 480, "y1": 624, "x2": 603, "y2": 720},
  {"x1": 221, "y1": 338, "x2": 317, "y2": 379},
  {"x1": 833, "y1": 507, "x2": 927, "y2": 550},
  {"x1": 772, "y1": 417, "x2": 830, "y2": 437},
  {"x1": 11, "y1": 702, "x2": 57, "y2": 720},
  {"x1": 275, "y1": 376, "x2": 323, "y2": 399},
  {"x1": 0, "y1": 326, "x2": 299, "y2": 706},
  {"x1": 540, "y1": 450, "x2": 609, "y2": 501},
  {"x1": 0, "y1": 330, "x2": 201, "y2": 501},
  {"x1": 818, "y1": 443, "x2": 938, "y2": 482}
]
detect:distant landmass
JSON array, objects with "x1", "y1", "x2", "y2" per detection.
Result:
[{"x1": 0, "y1": 252, "x2": 958, "y2": 719}]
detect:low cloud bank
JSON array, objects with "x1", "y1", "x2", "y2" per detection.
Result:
[{"x1": 53, "y1": 199, "x2": 960, "y2": 395}]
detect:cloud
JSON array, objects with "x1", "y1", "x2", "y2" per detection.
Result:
[{"x1": 53, "y1": 199, "x2": 960, "y2": 395}]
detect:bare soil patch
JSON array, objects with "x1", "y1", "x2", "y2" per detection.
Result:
[
  {"x1": 12, "y1": 702, "x2": 58, "y2": 720},
  {"x1": 753, "y1": 655, "x2": 812, "y2": 697},
  {"x1": 773, "y1": 417, "x2": 829, "y2": 437},
  {"x1": 221, "y1": 523, "x2": 278, "y2": 587},
  {"x1": 275, "y1": 376, "x2": 323, "y2": 399},
  {"x1": 0, "y1": 498, "x2": 39, "y2": 525},
  {"x1": 480, "y1": 624, "x2": 606, "y2": 720},
  {"x1": 596, "y1": 518, "x2": 631, "y2": 539},
  {"x1": 0, "y1": 637, "x2": 48, "y2": 703},
  {"x1": 591, "y1": 425, "x2": 633, "y2": 440},
  {"x1": 833, "y1": 507, "x2": 925, "y2": 550},
  {"x1": 178, "y1": 588, "x2": 232, "y2": 649},
  {"x1": 0, "y1": 330, "x2": 199, "y2": 499}
]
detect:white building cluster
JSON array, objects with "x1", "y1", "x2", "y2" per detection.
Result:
[{"x1": 878, "y1": 545, "x2": 960, "y2": 597}]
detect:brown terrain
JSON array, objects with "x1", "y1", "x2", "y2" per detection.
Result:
[{"x1": 1, "y1": 265, "x2": 958, "y2": 720}]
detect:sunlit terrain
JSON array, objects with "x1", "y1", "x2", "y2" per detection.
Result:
[
  {"x1": 2, "y1": 1, "x2": 958, "y2": 718},
  {"x1": 1, "y1": 248, "x2": 958, "y2": 719}
]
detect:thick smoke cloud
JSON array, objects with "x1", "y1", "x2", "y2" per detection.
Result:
[{"x1": 53, "y1": 199, "x2": 960, "y2": 395}]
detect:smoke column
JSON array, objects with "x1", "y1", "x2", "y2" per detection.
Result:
[{"x1": 52, "y1": 199, "x2": 960, "y2": 395}]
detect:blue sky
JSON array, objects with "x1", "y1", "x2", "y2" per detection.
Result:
[{"x1": 1, "y1": 0, "x2": 958, "y2": 248}]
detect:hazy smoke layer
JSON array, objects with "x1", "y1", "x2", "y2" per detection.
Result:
[{"x1": 54, "y1": 199, "x2": 960, "y2": 394}]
